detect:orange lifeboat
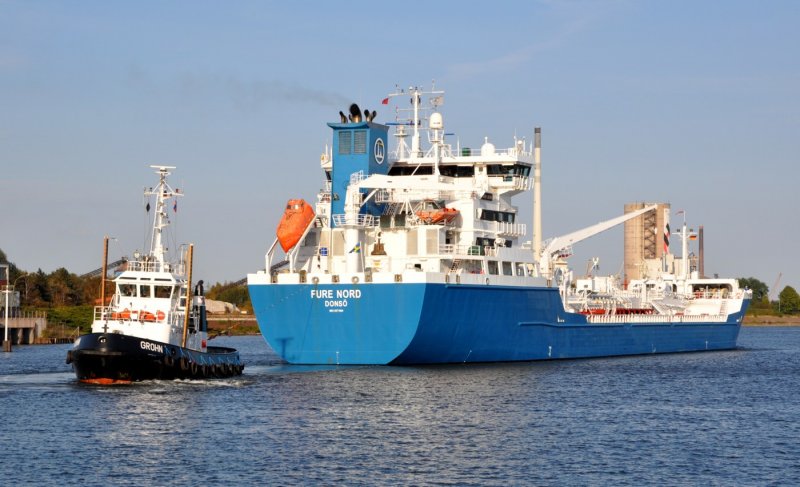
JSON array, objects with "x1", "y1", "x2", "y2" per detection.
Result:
[
  {"x1": 416, "y1": 207, "x2": 459, "y2": 224},
  {"x1": 277, "y1": 199, "x2": 315, "y2": 252}
]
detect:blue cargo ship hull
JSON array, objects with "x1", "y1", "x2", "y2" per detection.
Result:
[{"x1": 248, "y1": 282, "x2": 747, "y2": 365}]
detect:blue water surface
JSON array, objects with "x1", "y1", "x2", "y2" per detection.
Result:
[{"x1": 0, "y1": 328, "x2": 798, "y2": 486}]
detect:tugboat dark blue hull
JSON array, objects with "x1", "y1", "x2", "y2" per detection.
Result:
[{"x1": 67, "y1": 333, "x2": 244, "y2": 384}]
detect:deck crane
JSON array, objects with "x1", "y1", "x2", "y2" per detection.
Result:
[{"x1": 537, "y1": 204, "x2": 658, "y2": 281}]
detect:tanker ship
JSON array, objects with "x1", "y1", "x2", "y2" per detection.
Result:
[{"x1": 247, "y1": 85, "x2": 750, "y2": 365}]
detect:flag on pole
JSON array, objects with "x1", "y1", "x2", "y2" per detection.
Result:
[
  {"x1": 173, "y1": 199, "x2": 178, "y2": 213},
  {"x1": 381, "y1": 97, "x2": 389, "y2": 105},
  {"x1": 349, "y1": 243, "x2": 361, "y2": 254}
]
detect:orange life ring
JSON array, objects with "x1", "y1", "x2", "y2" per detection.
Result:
[
  {"x1": 156, "y1": 310, "x2": 166, "y2": 321},
  {"x1": 112, "y1": 308, "x2": 131, "y2": 320}
]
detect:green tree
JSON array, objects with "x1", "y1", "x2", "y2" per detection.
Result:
[
  {"x1": 46, "y1": 267, "x2": 84, "y2": 306},
  {"x1": 26, "y1": 269, "x2": 51, "y2": 307},
  {"x1": 738, "y1": 277, "x2": 769, "y2": 303},
  {"x1": 777, "y1": 286, "x2": 800, "y2": 314}
]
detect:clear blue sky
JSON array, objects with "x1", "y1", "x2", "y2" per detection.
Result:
[{"x1": 1, "y1": 1, "x2": 798, "y2": 294}]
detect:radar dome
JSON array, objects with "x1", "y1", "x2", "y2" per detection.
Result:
[
  {"x1": 480, "y1": 137, "x2": 495, "y2": 156},
  {"x1": 429, "y1": 112, "x2": 443, "y2": 130}
]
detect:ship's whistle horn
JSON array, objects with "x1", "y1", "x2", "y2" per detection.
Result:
[{"x1": 348, "y1": 103, "x2": 362, "y2": 123}]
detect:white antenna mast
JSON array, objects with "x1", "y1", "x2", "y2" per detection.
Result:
[{"x1": 145, "y1": 165, "x2": 182, "y2": 269}]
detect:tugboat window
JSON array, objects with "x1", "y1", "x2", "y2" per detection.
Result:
[
  {"x1": 139, "y1": 285, "x2": 151, "y2": 298},
  {"x1": 120, "y1": 284, "x2": 136, "y2": 297},
  {"x1": 155, "y1": 286, "x2": 172, "y2": 298}
]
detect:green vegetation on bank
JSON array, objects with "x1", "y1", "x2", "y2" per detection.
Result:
[{"x1": 738, "y1": 277, "x2": 799, "y2": 316}]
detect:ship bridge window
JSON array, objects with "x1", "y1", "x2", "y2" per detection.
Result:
[
  {"x1": 487, "y1": 164, "x2": 531, "y2": 178},
  {"x1": 139, "y1": 285, "x2": 151, "y2": 298},
  {"x1": 502, "y1": 262, "x2": 513, "y2": 276},
  {"x1": 479, "y1": 210, "x2": 515, "y2": 223},
  {"x1": 338, "y1": 131, "x2": 352, "y2": 155},
  {"x1": 354, "y1": 130, "x2": 367, "y2": 154},
  {"x1": 388, "y1": 165, "x2": 433, "y2": 176},
  {"x1": 439, "y1": 165, "x2": 475, "y2": 178},
  {"x1": 488, "y1": 261, "x2": 499, "y2": 275},
  {"x1": 155, "y1": 286, "x2": 173, "y2": 299}
]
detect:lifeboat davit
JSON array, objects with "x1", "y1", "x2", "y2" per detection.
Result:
[{"x1": 277, "y1": 199, "x2": 315, "y2": 252}]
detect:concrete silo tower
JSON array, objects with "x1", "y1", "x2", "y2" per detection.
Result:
[{"x1": 623, "y1": 202, "x2": 671, "y2": 284}]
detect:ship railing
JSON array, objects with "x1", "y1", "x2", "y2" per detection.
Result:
[
  {"x1": 489, "y1": 175, "x2": 531, "y2": 191},
  {"x1": 586, "y1": 313, "x2": 727, "y2": 324},
  {"x1": 373, "y1": 188, "x2": 465, "y2": 204},
  {"x1": 94, "y1": 303, "x2": 174, "y2": 323},
  {"x1": 332, "y1": 214, "x2": 377, "y2": 227},
  {"x1": 265, "y1": 237, "x2": 280, "y2": 276},
  {"x1": 439, "y1": 244, "x2": 497, "y2": 257},
  {"x1": 126, "y1": 259, "x2": 174, "y2": 273},
  {"x1": 453, "y1": 146, "x2": 530, "y2": 158},
  {"x1": 495, "y1": 222, "x2": 527, "y2": 237},
  {"x1": 513, "y1": 175, "x2": 531, "y2": 190},
  {"x1": 93, "y1": 304, "x2": 124, "y2": 322},
  {"x1": 350, "y1": 170, "x2": 366, "y2": 185},
  {"x1": 688, "y1": 289, "x2": 740, "y2": 300}
]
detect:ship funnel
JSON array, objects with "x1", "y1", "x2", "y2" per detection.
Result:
[{"x1": 348, "y1": 103, "x2": 362, "y2": 123}]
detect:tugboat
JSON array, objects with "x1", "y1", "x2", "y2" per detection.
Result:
[{"x1": 67, "y1": 166, "x2": 244, "y2": 384}]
